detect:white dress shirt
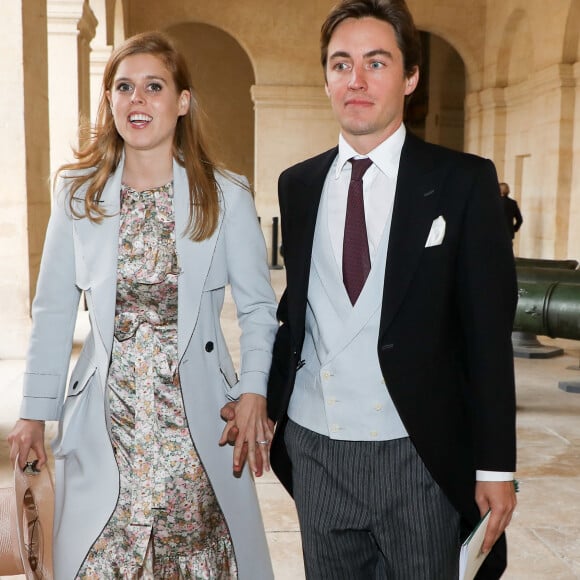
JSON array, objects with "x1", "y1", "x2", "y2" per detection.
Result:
[{"x1": 328, "y1": 126, "x2": 404, "y2": 269}]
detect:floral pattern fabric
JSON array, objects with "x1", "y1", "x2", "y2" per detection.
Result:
[{"x1": 77, "y1": 183, "x2": 237, "y2": 579}]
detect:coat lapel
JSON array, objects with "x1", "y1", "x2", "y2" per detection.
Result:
[
  {"x1": 73, "y1": 158, "x2": 223, "y2": 361},
  {"x1": 73, "y1": 160, "x2": 123, "y2": 359},
  {"x1": 378, "y1": 133, "x2": 443, "y2": 339},
  {"x1": 284, "y1": 148, "x2": 338, "y2": 345},
  {"x1": 175, "y1": 161, "x2": 222, "y2": 358}
]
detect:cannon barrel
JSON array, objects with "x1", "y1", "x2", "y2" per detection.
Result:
[
  {"x1": 515, "y1": 281, "x2": 580, "y2": 340},
  {"x1": 515, "y1": 257, "x2": 578, "y2": 270},
  {"x1": 517, "y1": 266, "x2": 580, "y2": 285}
]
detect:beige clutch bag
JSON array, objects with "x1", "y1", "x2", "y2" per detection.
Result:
[{"x1": 0, "y1": 457, "x2": 54, "y2": 579}]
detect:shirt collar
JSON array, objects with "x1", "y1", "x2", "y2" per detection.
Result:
[{"x1": 334, "y1": 124, "x2": 407, "y2": 179}]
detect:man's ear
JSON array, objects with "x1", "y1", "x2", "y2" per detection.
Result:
[{"x1": 405, "y1": 68, "x2": 419, "y2": 96}]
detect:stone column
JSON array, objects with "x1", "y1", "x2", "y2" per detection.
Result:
[
  {"x1": 464, "y1": 91, "x2": 483, "y2": 155},
  {"x1": 500, "y1": 65, "x2": 575, "y2": 258},
  {"x1": 251, "y1": 85, "x2": 337, "y2": 260},
  {"x1": 89, "y1": 0, "x2": 112, "y2": 124},
  {"x1": 569, "y1": 62, "x2": 580, "y2": 259},
  {"x1": 536, "y1": 64, "x2": 575, "y2": 259},
  {"x1": 0, "y1": 1, "x2": 51, "y2": 358},
  {"x1": 89, "y1": 45, "x2": 112, "y2": 123},
  {"x1": 477, "y1": 87, "x2": 507, "y2": 172},
  {"x1": 47, "y1": 0, "x2": 97, "y2": 175}
]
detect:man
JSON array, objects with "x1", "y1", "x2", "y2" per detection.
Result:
[
  {"x1": 499, "y1": 181, "x2": 523, "y2": 240},
  {"x1": 224, "y1": 1, "x2": 517, "y2": 578}
]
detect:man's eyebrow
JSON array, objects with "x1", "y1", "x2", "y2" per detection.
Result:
[
  {"x1": 328, "y1": 49, "x2": 394, "y2": 60},
  {"x1": 328, "y1": 50, "x2": 352, "y2": 60},
  {"x1": 364, "y1": 49, "x2": 393, "y2": 60}
]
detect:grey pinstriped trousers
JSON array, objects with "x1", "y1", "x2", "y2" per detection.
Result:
[{"x1": 285, "y1": 419, "x2": 461, "y2": 580}]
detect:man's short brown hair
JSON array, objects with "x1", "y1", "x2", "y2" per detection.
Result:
[{"x1": 320, "y1": 0, "x2": 421, "y2": 78}]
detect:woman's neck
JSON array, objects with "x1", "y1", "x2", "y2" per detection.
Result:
[{"x1": 122, "y1": 148, "x2": 174, "y2": 191}]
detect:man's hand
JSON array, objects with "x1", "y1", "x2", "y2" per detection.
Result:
[
  {"x1": 7, "y1": 419, "x2": 47, "y2": 470},
  {"x1": 219, "y1": 397, "x2": 274, "y2": 477},
  {"x1": 475, "y1": 480, "x2": 517, "y2": 554}
]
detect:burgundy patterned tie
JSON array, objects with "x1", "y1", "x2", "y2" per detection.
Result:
[{"x1": 343, "y1": 157, "x2": 373, "y2": 304}]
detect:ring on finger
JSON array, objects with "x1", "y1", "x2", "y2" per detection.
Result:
[{"x1": 256, "y1": 440, "x2": 269, "y2": 445}]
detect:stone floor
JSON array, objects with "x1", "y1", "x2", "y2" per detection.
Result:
[{"x1": 1, "y1": 268, "x2": 580, "y2": 579}]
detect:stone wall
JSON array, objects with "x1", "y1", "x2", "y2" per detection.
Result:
[{"x1": 1, "y1": 0, "x2": 579, "y2": 358}]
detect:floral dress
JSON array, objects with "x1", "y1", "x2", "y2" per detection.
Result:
[{"x1": 77, "y1": 183, "x2": 237, "y2": 579}]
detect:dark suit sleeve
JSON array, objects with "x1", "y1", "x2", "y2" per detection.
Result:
[
  {"x1": 456, "y1": 159, "x2": 517, "y2": 471},
  {"x1": 267, "y1": 290, "x2": 293, "y2": 422}
]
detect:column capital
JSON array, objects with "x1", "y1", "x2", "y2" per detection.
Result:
[
  {"x1": 251, "y1": 85, "x2": 329, "y2": 110},
  {"x1": 477, "y1": 87, "x2": 506, "y2": 111},
  {"x1": 48, "y1": 0, "x2": 97, "y2": 41}
]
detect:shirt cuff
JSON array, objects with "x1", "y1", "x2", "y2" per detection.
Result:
[{"x1": 476, "y1": 470, "x2": 514, "y2": 481}]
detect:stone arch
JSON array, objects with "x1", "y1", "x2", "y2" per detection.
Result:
[
  {"x1": 411, "y1": 11, "x2": 480, "y2": 93},
  {"x1": 404, "y1": 30, "x2": 467, "y2": 150},
  {"x1": 562, "y1": 0, "x2": 580, "y2": 64},
  {"x1": 426, "y1": 33, "x2": 466, "y2": 151},
  {"x1": 167, "y1": 22, "x2": 256, "y2": 184},
  {"x1": 496, "y1": 8, "x2": 534, "y2": 88}
]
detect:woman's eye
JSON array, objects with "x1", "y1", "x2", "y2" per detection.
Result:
[
  {"x1": 117, "y1": 82, "x2": 133, "y2": 92},
  {"x1": 147, "y1": 82, "x2": 163, "y2": 92}
]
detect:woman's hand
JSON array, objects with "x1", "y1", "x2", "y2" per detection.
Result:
[
  {"x1": 7, "y1": 419, "x2": 47, "y2": 470},
  {"x1": 219, "y1": 394, "x2": 273, "y2": 477}
]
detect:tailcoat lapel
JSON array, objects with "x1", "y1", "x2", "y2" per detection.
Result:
[
  {"x1": 283, "y1": 148, "x2": 338, "y2": 345},
  {"x1": 378, "y1": 133, "x2": 443, "y2": 339}
]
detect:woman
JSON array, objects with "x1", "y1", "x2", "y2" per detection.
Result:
[{"x1": 8, "y1": 31, "x2": 277, "y2": 579}]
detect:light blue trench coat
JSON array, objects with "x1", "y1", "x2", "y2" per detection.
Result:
[{"x1": 20, "y1": 157, "x2": 278, "y2": 579}]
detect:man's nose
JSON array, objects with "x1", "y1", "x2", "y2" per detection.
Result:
[{"x1": 348, "y1": 65, "x2": 367, "y2": 90}]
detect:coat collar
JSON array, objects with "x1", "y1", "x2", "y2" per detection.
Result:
[{"x1": 73, "y1": 156, "x2": 222, "y2": 360}]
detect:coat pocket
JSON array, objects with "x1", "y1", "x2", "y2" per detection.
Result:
[
  {"x1": 67, "y1": 359, "x2": 97, "y2": 398},
  {"x1": 52, "y1": 363, "x2": 98, "y2": 457}
]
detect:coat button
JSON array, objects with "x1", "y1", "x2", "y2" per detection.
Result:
[
  {"x1": 205, "y1": 341, "x2": 214, "y2": 352},
  {"x1": 72, "y1": 381, "x2": 79, "y2": 390}
]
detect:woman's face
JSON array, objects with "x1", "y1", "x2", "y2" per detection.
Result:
[{"x1": 106, "y1": 53, "x2": 190, "y2": 158}]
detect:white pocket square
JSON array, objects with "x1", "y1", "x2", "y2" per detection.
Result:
[{"x1": 425, "y1": 215, "x2": 446, "y2": 247}]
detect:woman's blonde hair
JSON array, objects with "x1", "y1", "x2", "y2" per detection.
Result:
[{"x1": 58, "y1": 31, "x2": 222, "y2": 241}]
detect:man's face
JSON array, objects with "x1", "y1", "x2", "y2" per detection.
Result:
[{"x1": 325, "y1": 17, "x2": 418, "y2": 153}]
